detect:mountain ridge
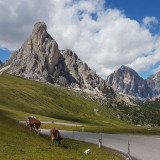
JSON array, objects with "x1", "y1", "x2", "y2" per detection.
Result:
[
  {"x1": 106, "y1": 65, "x2": 152, "y2": 100},
  {"x1": 3, "y1": 21, "x2": 160, "y2": 100},
  {"x1": 147, "y1": 72, "x2": 160, "y2": 98},
  {"x1": 5, "y1": 22, "x2": 113, "y2": 96}
]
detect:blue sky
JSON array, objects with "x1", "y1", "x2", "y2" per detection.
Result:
[
  {"x1": 104, "y1": 0, "x2": 160, "y2": 79},
  {"x1": 0, "y1": 48, "x2": 11, "y2": 63},
  {"x1": 0, "y1": 0, "x2": 160, "y2": 79},
  {"x1": 106, "y1": 0, "x2": 160, "y2": 21},
  {"x1": 106, "y1": 0, "x2": 160, "y2": 35}
]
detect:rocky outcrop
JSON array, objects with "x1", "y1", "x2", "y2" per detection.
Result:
[
  {"x1": 106, "y1": 66, "x2": 152, "y2": 99},
  {"x1": 7, "y1": 22, "x2": 75, "y2": 86},
  {"x1": 147, "y1": 72, "x2": 160, "y2": 97},
  {"x1": 7, "y1": 22, "x2": 113, "y2": 96},
  {"x1": 0, "y1": 60, "x2": 2, "y2": 68},
  {"x1": 61, "y1": 49, "x2": 114, "y2": 95}
]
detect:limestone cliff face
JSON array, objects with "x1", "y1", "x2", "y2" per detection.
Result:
[
  {"x1": 61, "y1": 49, "x2": 114, "y2": 95},
  {"x1": 7, "y1": 22, "x2": 113, "y2": 96},
  {"x1": 0, "y1": 60, "x2": 2, "y2": 68},
  {"x1": 8, "y1": 22, "x2": 74, "y2": 86},
  {"x1": 106, "y1": 66, "x2": 152, "y2": 99},
  {"x1": 147, "y1": 72, "x2": 160, "y2": 97},
  {"x1": 0, "y1": 60, "x2": 2, "y2": 66}
]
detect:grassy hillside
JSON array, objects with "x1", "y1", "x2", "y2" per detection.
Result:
[
  {"x1": 141, "y1": 99, "x2": 160, "y2": 126},
  {"x1": 107, "y1": 98, "x2": 160, "y2": 127},
  {"x1": 1, "y1": 72, "x2": 160, "y2": 135},
  {"x1": 0, "y1": 110, "x2": 124, "y2": 160},
  {"x1": 0, "y1": 73, "x2": 122, "y2": 126}
]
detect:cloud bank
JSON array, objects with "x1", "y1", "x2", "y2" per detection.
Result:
[{"x1": 0, "y1": 0, "x2": 160, "y2": 78}]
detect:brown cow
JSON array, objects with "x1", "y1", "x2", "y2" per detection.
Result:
[
  {"x1": 50, "y1": 128, "x2": 63, "y2": 145},
  {"x1": 27, "y1": 116, "x2": 41, "y2": 134}
]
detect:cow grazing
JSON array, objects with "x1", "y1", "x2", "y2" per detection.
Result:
[
  {"x1": 50, "y1": 128, "x2": 63, "y2": 145},
  {"x1": 27, "y1": 116, "x2": 41, "y2": 134}
]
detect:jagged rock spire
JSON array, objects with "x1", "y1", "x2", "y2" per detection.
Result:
[
  {"x1": 31, "y1": 22, "x2": 50, "y2": 52},
  {"x1": 7, "y1": 22, "x2": 61, "y2": 81}
]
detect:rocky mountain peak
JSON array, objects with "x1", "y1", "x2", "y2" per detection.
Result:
[
  {"x1": 119, "y1": 65, "x2": 129, "y2": 70},
  {"x1": 147, "y1": 71, "x2": 160, "y2": 97},
  {"x1": 106, "y1": 65, "x2": 152, "y2": 99},
  {"x1": 115, "y1": 65, "x2": 138, "y2": 76},
  {"x1": 0, "y1": 60, "x2": 2, "y2": 69},
  {"x1": 5, "y1": 22, "x2": 114, "y2": 96},
  {"x1": 30, "y1": 22, "x2": 53, "y2": 53},
  {"x1": 61, "y1": 49, "x2": 80, "y2": 64},
  {"x1": 32, "y1": 22, "x2": 47, "y2": 35},
  {"x1": 7, "y1": 22, "x2": 62, "y2": 82},
  {"x1": 61, "y1": 49, "x2": 114, "y2": 95}
]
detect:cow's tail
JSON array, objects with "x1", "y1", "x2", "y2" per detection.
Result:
[
  {"x1": 33, "y1": 124, "x2": 36, "y2": 132},
  {"x1": 37, "y1": 122, "x2": 41, "y2": 135}
]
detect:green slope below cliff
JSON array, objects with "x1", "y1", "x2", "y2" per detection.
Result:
[{"x1": 0, "y1": 73, "x2": 121, "y2": 126}]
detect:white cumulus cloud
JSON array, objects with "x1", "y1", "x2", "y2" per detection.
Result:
[
  {"x1": 142, "y1": 16, "x2": 158, "y2": 29},
  {"x1": 0, "y1": 0, "x2": 160, "y2": 78}
]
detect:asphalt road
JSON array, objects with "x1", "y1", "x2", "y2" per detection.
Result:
[
  {"x1": 40, "y1": 129, "x2": 160, "y2": 160},
  {"x1": 19, "y1": 121, "x2": 82, "y2": 126}
]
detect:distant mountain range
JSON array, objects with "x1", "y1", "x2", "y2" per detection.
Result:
[
  {"x1": 146, "y1": 72, "x2": 160, "y2": 98},
  {"x1": 2, "y1": 22, "x2": 160, "y2": 101},
  {"x1": 106, "y1": 66, "x2": 160, "y2": 100},
  {"x1": 106, "y1": 66, "x2": 151, "y2": 100}
]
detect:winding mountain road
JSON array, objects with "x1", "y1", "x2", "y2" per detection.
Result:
[
  {"x1": 40, "y1": 129, "x2": 160, "y2": 160},
  {"x1": 19, "y1": 121, "x2": 82, "y2": 126}
]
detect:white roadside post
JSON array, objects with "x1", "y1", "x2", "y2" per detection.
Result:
[
  {"x1": 127, "y1": 140, "x2": 132, "y2": 160},
  {"x1": 98, "y1": 138, "x2": 102, "y2": 148},
  {"x1": 98, "y1": 133, "x2": 102, "y2": 148}
]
